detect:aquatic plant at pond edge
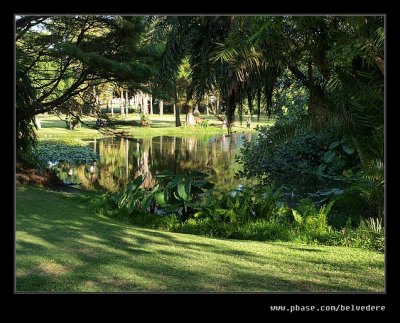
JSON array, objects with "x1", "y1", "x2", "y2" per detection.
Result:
[{"x1": 35, "y1": 140, "x2": 98, "y2": 165}]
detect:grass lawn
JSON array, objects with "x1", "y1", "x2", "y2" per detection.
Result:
[
  {"x1": 16, "y1": 185, "x2": 384, "y2": 292},
  {"x1": 36, "y1": 113, "x2": 275, "y2": 141}
]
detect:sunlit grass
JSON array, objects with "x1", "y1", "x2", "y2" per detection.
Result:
[
  {"x1": 16, "y1": 185, "x2": 384, "y2": 292},
  {"x1": 36, "y1": 113, "x2": 275, "y2": 142}
]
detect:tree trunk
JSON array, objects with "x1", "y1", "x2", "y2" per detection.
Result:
[
  {"x1": 206, "y1": 95, "x2": 209, "y2": 115},
  {"x1": 186, "y1": 106, "x2": 196, "y2": 126},
  {"x1": 142, "y1": 94, "x2": 148, "y2": 114},
  {"x1": 159, "y1": 100, "x2": 164, "y2": 116},
  {"x1": 238, "y1": 93, "x2": 243, "y2": 125},
  {"x1": 246, "y1": 90, "x2": 253, "y2": 117},
  {"x1": 174, "y1": 86, "x2": 181, "y2": 127},
  {"x1": 92, "y1": 86, "x2": 96, "y2": 116},
  {"x1": 35, "y1": 116, "x2": 41, "y2": 129},
  {"x1": 174, "y1": 103, "x2": 181, "y2": 127},
  {"x1": 125, "y1": 90, "x2": 129, "y2": 117},
  {"x1": 150, "y1": 95, "x2": 153, "y2": 115},
  {"x1": 139, "y1": 93, "x2": 143, "y2": 113},
  {"x1": 226, "y1": 89, "x2": 236, "y2": 134},
  {"x1": 120, "y1": 88, "x2": 125, "y2": 115},
  {"x1": 193, "y1": 102, "x2": 200, "y2": 116}
]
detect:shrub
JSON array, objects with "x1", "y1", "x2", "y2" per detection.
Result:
[{"x1": 198, "y1": 184, "x2": 282, "y2": 224}]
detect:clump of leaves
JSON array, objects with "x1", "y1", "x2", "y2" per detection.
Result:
[
  {"x1": 35, "y1": 140, "x2": 98, "y2": 165},
  {"x1": 111, "y1": 171, "x2": 215, "y2": 222},
  {"x1": 149, "y1": 171, "x2": 215, "y2": 221},
  {"x1": 196, "y1": 183, "x2": 282, "y2": 224}
]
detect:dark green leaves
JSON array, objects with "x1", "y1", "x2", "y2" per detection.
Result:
[
  {"x1": 342, "y1": 144, "x2": 354, "y2": 155},
  {"x1": 329, "y1": 141, "x2": 341, "y2": 150},
  {"x1": 154, "y1": 191, "x2": 167, "y2": 206},
  {"x1": 323, "y1": 151, "x2": 336, "y2": 163},
  {"x1": 36, "y1": 141, "x2": 98, "y2": 165}
]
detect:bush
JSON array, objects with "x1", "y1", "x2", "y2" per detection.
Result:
[
  {"x1": 198, "y1": 184, "x2": 282, "y2": 224},
  {"x1": 101, "y1": 174, "x2": 383, "y2": 252},
  {"x1": 240, "y1": 129, "x2": 359, "y2": 179}
]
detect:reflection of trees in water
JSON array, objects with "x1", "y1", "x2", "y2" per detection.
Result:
[{"x1": 60, "y1": 134, "x2": 254, "y2": 192}]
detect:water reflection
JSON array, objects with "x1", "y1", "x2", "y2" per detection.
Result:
[{"x1": 56, "y1": 133, "x2": 255, "y2": 192}]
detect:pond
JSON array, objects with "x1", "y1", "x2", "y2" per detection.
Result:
[{"x1": 55, "y1": 133, "x2": 257, "y2": 192}]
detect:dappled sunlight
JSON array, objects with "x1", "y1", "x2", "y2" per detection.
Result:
[{"x1": 16, "y1": 186, "x2": 384, "y2": 292}]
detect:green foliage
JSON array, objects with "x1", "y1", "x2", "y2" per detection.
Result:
[
  {"x1": 110, "y1": 171, "x2": 215, "y2": 222},
  {"x1": 16, "y1": 16, "x2": 160, "y2": 134},
  {"x1": 150, "y1": 171, "x2": 215, "y2": 221},
  {"x1": 199, "y1": 120, "x2": 209, "y2": 128},
  {"x1": 351, "y1": 159, "x2": 384, "y2": 219},
  {"x1": 35, "y1": 140, "x2": 98, "y2": 165},
  {"x1": 199, "y1": 184, "x2": 282, "y2": 224},
  {"x1": 139, "y1": 113, "x2": 151, "y2": 126},
  {"x1": 273, "y1": 76, "x2": 309, "y2": 116},
  {"x1": 240, "y1": 127, "x2": 360, "y2": 179},
  {"x1": 16, "y1": 62, "x2": 39, "y2": 167},
  {"x1": 112, "y1": 175, "x2": 146, "y2": 212},
  {"x1": 291, "y1": 199, "x2": 334, "y2": 237},
  {"x1": 324, "y1": 218, "x2": 384, "y2": 252},
  {"x1": 103, "y1": 177, "x2": 382, "y2": 251}
]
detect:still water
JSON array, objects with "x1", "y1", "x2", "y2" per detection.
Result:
[{"x1": 56, "y1": 133, "x2": 255, "y2": 192}]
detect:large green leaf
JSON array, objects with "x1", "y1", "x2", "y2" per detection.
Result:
[
  {"x1": 141, "y1": 194, "x2": 154, "y2": 211},
  {"x1": 329, "y1": 141, "x2": 341, "y2": 150},
  {"x1": 193, "y1": 211, "x2": 206, "y2": 218},
  {"x1": 323, "y1": 151, "x2": 336, "y2": 163},
  {"x1": 130, "y1": 174, "x2": 146, "y2": 191},
  {"x1": 342, "y1": 144, "x2": 354, "y2": 155},
  {"x1": 189, "y1": 170, "x2": 209, "y2": 179},
  {"x1": 177, "y1": 182, "x2": 189, "y2": 201},
  {"x1": 165, "y1": 175, "x2": 183, "y2": 190},
  {"x1": 154, "y1": 191, "x2": 167, "y2": 206},
  {"x1": 192, "y1": 180, "x2": 215, "y2": 189},
  {"x1": 154, "y1": 171, "x2": 174, "y2": 178},
  {"x1": 292, "y1": 209, "x2": 303, "y2": 225}
]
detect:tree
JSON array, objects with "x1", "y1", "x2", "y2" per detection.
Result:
[{"x1": 16, "y1": 15, "x2": 160, "y2": 164}]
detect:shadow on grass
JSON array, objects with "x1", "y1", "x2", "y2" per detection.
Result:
[{"x1": 16, "y1": 186, "x2": 384, "y2": 292}]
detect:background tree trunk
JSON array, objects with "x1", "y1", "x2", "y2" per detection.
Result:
[
  {"x1": 186, "y1": 106, "x2": 196, "y2": 126},
  {"x1": 159, "y1": 99, "x2": 164, "y2": 116},
  {"x1": 120, "y1": 88, "x2": 125, "y2": 115},
  {"x1": 226, "y1": 89, "x2": 236, "y2": 134},
  {"x1": 150, "y1": 95, "x2": 153, "y2": 115},
  {"x1": 92, "y1": 86, "x2": 97, "y2": 116},
  {"x1": 174, "y1": 86, "x2": 181, "y2": 127},
  {"x1": 125, "y1": 90, "x2": 129, "y2": 117}
]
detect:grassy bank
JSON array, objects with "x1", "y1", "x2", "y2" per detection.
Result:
[
  {"x1": 36, "y1": 114, "x2": 275, "y2": 142},
  {"x1": 16, "y1": 185, "x2": 384, "y2": 292}
]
